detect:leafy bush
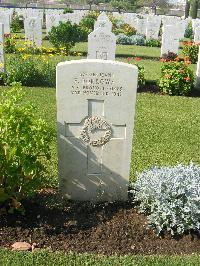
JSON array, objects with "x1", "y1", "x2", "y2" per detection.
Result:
[
  {"x1": 11, "y1": 14, "x2": 23, "y2": 33},
  {"x1": 133, "y1": 163, "x2": 200, "y2": 236},
  {"x1": 48, "y1": 21, "x2": 86, "y2": 52},
  {"x1": 6, "y1": 54, "x2": 41, "y2": 86},
  {"x1": 63, "y1": 7, "x2": 74, "y2": 13},
  {"x1": 158, "y1": 60, "x2": 194, "y2": 96},
  {"x1": 6, "y1": 54, "x2": 56, "y2": 87},
  {"x1": 145, "y1": 38, "x2": 161, "y2": 47},
  {"x1": 4, "y1": 36, "x2": 17, "y2": 53},
  {"x1": 117, "y1": 34, "x2": 145, "y2": 45},
  {"x1": 137, "y1": 64, "x2": 145, "y2": 87},
  {"x1": 127, "y1": 57, "x2": 145, "y2": 87},
  {"x1": 79, "y1": 11, "x2": 136, "y2": 37},
  {"x1": 0, "y1": 83, "x2": 52, "y2": 213},
  {"x1": 161, "y1": 51, "x2": 178, "y2": 62},
  {"x1": 182, "y1": 41, "x2": 199, "y2": 64},
  {"x1": 184, "y1": 21, "x2": 193, "y2": 39},
  {"x1": 79, "y1": 11, "x2": 99, "y2": 35},
  {"x1": 113, "y1": 23, "x2": 136, "y2": 36}
]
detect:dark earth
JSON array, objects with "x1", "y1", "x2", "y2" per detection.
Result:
[{"x1": 0, "y1": 189, "x2": 200, "y2": 255}]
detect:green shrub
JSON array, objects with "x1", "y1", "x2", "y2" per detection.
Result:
[
  {"x1": 161, "y1": 51, "x2": 178, "y2": 62},
  {"x1": 11, "y1": 14, "x2": 23, "y2": 33},
  {"x1": 6, "y1": 54, "x2": 56, "y2": 87},
  {"x1": 117, "y1": 34, "x2": 145, "y2": 45},
  {"x1": 158, "y1": 60, "x2": 194, "y2": 96},
  {"x1": 48, "y1": 21, "x2": 86, "y2": 52},
  {"x1": 133, "y1": 163, "x2": 200, "y2": 236},
  {"x1": 38, "y1": 57, "x2": 56, "y2": 87},
  {"x1": 184, "y1": 21, "x2": 193, "y2": 39},
  {"x1": 79, "y1": 11, "x2": 100, "y2": 35},
  {"x1": 63, "y1": 7, "x2": 74, "y2": 14},
  {"x1": 113, "y1": 22, "x2": 136, "y2": 36},
  {"x1": 145, "y1": 38, "x2": 161, "y2": 47},
  {"x1": 182, "y1": 41, "x2": 199, "y2": 64},
  {"x1": 6, "y1": 54, "x2": 41, "y2": 86},
  {"x1": 4, "y1": 36, "x2": 17, "y2": 53},
  {"x1": 0, "y1": 83, "x2": 52, "y2": 213}
]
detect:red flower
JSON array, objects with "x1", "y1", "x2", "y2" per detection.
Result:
[
  {"x1": 135, "y1": 57, "x2": 141, "y2": 61},
  {"x1": 127, "y1": 57, "x2": 132, "y2": 62}
]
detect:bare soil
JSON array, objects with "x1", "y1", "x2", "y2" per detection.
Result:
[{"x1": 0, "y1": 189, "x2": 200, "y2": 255}]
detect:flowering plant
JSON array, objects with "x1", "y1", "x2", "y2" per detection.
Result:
[
  {"x1": 127, "y1": 57, "x2": 145, "y2": 88},
  {"x1": 182, "y1": 41, "x2": 199, "y2": 64},
  {"x1": 158, "y1": 57, "x2": 194, "y2": 96}
]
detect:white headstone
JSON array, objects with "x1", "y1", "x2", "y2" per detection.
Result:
[
  {"x1": 94, "y1": 12, "x2": 112, "y2": 31},
  {"x1": 88, "y1": 18, "x2": 116, "y2": 60},
  {"x1": 0, "y1": 11, "x2": 11, "y2": 34},
  {"x1": 24, "y1": 17, "x2": 42, "y2": 47},
  {"x1": 194, "y1": 26, "x2": 200, "y2": 43},
  {"x1": 146, "y1": 17, "x2": 161, "y2": 40},
  {"x1": 46, "y1": 14, "x2": 60, "y2": 34},
  {"x1": 0, "y1": 23, "x2": 4, "y2": 73},
  {"x1": 56, "y1": 59, "x2": 138, "y2": 201},
  {"x1": 136, "y1": 18, "x2": 147, "y2": 36},
  {"x1": 161, "y1": 25, "x2": 179, "y2": 57}
]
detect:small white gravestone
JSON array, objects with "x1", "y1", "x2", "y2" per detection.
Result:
[
  {"x1": 24, "y1": 17, "x2": 42, "y2": 47},
  {"x1": 196, "y1": 47, "x2": 200, "y2": 89},
  {"x1": 0, "y1": 11, "x2": 11, "y2": 34},
  {"x1": 161, "y1": 25, "x2": 179, "y2": 57},
  {"x1": 56, "y1": 59, "x2": 138, "y2": 201},
  {"x1": 88, "y1": 16, "x2": 116, "y2": 60},
  {"x1": 46, "y1": 14, "x2": 60, "y2": 34},
  {"x1": 94, "y1": 12, "x2": 112, "y2": 31},
  {"x1": 194, "y1": 26, "x2": 200, "y2": 43},
  {"x1": 146, "y1": 17, "x2": 161, "y2": 40},
  {"x1": 0, "y1": 23, "x2": 4, "y2": 73}
]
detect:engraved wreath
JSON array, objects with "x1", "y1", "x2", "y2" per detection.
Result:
[{"x1": 80, "y1": 116, "x2": 112, "y2": 147}]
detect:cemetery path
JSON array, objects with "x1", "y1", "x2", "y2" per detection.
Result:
[{"x1": 0, "y1": 189, "x2": 200, "y2": 255}]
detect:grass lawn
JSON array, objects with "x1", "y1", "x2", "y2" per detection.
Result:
[
  {"x1": 1, "y1": 39, "x2": 200, "y2": 264},
  {"x1": 0, "y1": 250, "x2": 200, "y2": 266}
]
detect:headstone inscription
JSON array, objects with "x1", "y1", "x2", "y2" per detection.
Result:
[{"x1": 56, "y1": 59, "x2": 138, "y2": 201}]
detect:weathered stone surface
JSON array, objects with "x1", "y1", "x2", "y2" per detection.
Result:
[
  {"x1": 11, "y1": 242, "x2": 32, "y2": 251},
  {"x1": 56, "y1": 59, "x2": 138, "y2": 202}
]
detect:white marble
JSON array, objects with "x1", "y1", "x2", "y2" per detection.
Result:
[
  {"x1": 161, "y1": 25, "x2": 179, "y2": 57},
  {"x1": 56, "y1": 59, "x2": 138, "y2": 201},
  {"x1": 24, "y1": 17, "x2": 42, "y2": 47},
  {"x1": 194, "y1": 26, "x2": 200, "y2": 43},
  {"x1": 88, "y1": 17, "x2": 116, "y2": 61}
]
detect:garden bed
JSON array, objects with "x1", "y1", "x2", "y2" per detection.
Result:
[{"x1": 0, "y1": 189, "x2": 200, "y2": 256}]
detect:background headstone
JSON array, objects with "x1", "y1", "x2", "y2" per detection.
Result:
[
  {"x1": 24, "y1": 17, "x2": 42, "y2": 47},
  {"x1": 57, "y1": 59, "x2": 138, "y2": 201},
  {"x1": 161, "y1": 25, "x2": 179, "y2": 57},
  {"x1": 88, "y1": 14, "x2": 116, "y2": 60}
]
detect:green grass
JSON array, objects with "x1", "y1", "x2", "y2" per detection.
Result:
[
  {"x1": 0, "y1": 250, "x2": 200, "y2": 266},
  {"x1": 1, "y1": 86, "x2": 200, "y2": 185},
  {"x1": 1, "y1": 37, "x2": 200, "y2": 263}
]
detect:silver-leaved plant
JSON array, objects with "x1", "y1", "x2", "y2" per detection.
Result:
[{"x1": 132, "y1": 163, "x2": 200, "y2": 236}]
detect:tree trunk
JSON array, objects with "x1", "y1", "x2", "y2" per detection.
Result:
[
  {"x1": 185, "y1": 0, "x2": 190, "y2": 18},
  {"x1": 190, "y1": 0, "x2": 198, "y2": 19}
]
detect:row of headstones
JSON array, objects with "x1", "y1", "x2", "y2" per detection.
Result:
[
  {"x1": 57, "y1": 13, "x2": 200, "y2": 201},
  {"x1": 1, "y1": 6, "x2": 200, "y2": 42}
]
